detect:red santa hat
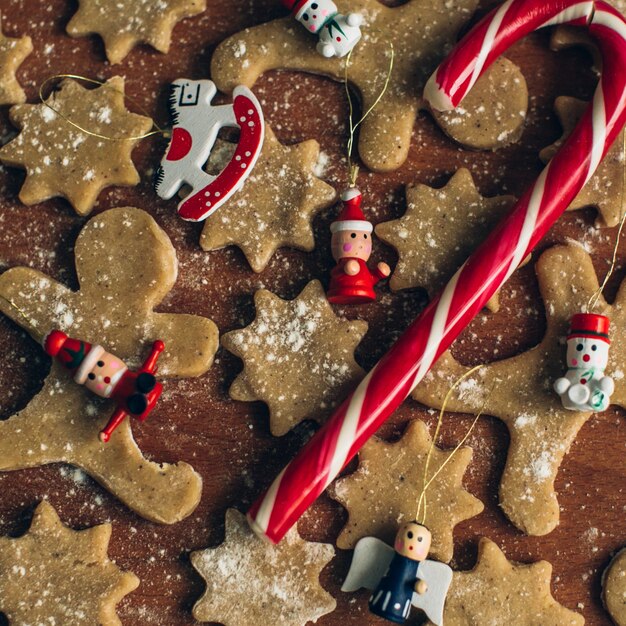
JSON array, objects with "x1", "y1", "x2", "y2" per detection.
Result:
[
  {"x1": 567, "y1": 313, "x2": 610, "y2": 343},
  {"x1": 330, "y1": 188, "x2": 373, "y2": 234},
  {"x1": 44, "y1": 330, "x2": 106, "y2": 384}
]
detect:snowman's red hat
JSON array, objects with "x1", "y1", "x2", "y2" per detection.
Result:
[
  {"x1": 330, "y1": 188, "x2": 373, "y2": 234},
  {"x1": 44, "y1": 330, "x2": 105, "y2": 384},
  {"x1": 282, "y1": 0, "x2": 313, "y2": 14},
  {"x1": 567, "y1": 313, "x2": 610, "y2": 343}
]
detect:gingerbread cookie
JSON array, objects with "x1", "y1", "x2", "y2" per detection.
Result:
[
  {"x1": 67, "y1": 0, "x2": 206, "y2": 64},
  {"x1": 0, "y1": 77, "x2": 152, "y2": 215},
  {"x1": 413, "y1": 244, "x2": 626, "y2": 536},
  {"x1": 0, "y1": 501, "x2": 138, "y2": 626},
  {"x1": 540, "y1": 96, "x2": 625, "y2": 228},
  {"x1": 222, "y1": 280, "x2": 367, "y2": 436},
  {"x1": 330, "y1": 419, "x2": 483, "y2": 563},
  {"x1": 603, "y1": 548, "x2": 626, "y2": 625},
  {"x1": 191, "y1": 508, "x2": 336, "y2": 625},
  {"x1": 0, "y1": 207, "x2": 219, "y2": 524},
  {"x1": 431, "y1": 57, "x2": 528, "y2": 150},
  {"x1": 428, "y1": 538, "x2": 583, "y2": 625},
  {"x1": 200, "y1": 126, "x2": 337, "y2": 273},
  {"x1": 211, "y1": 0, "x2": 528, "y2": 172},
  {"x1": 375, "y1": 169, "x2": 517, "y2": 312},
  {"x1": 0, "y1": 10, "x2": 32, "y2": 106}
]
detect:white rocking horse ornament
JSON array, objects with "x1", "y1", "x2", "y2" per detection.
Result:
[{"x1": 155, "y1": 79, "x2": 265, "y2": 222}]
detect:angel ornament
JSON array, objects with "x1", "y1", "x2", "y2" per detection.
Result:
[{"x1": 342, "y1": 521, "x2": 452, "y2": 624}]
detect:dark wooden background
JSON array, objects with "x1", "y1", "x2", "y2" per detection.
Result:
[{"x1": 0, "y1": 0, "x2": 624, "y2": 624}]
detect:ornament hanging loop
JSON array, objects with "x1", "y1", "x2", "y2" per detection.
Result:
[
  {"x1": 38, "y1": 74, "x2": 170, "y2": 142},
  {"x1": 415, "y1": 364, "x2": 489, "y2": 525},
  {"x1": 344, "y1": 43, "x2": 395, "y2": 185}
]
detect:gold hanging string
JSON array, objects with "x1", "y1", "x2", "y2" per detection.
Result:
[
  {"x1": 38, "y1": 74, "x2": 169, "y2": 142},
  {"x1": 344, "y1": 43, "x2": 395, "y2": 188},
  {"x1": 415, "y1": 364, "x2": 487, "y2": 525},
  {"x1": 587, "y1": 130, "x2": 626, "y2": 312}
]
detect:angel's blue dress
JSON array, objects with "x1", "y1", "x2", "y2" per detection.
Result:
[{"x1": 369, "y1": 552, "x2": 419, "y2": 623}]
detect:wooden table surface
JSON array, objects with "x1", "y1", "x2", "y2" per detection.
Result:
[{"x1": 0, "y1": 0, "x2": 625, "y2": 624}]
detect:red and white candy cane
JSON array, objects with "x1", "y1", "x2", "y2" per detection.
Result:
[{"x1": 248, "y1": 0, "x2": 626, "y2": 544}]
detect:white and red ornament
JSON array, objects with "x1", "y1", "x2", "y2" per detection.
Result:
[
  {"x1": 44, "y1": 330, "x2": 165, "y2": 442},
  {"x1": 283, "y1": 0, "x2": 362, "y2": 58},
  {"x1": 554, "y1": 313, "x2": 614, "y2": 412},
  {"x1": 342, "y1": 522, "x2": 452, "y2": 625},
  {"x1": 155, "y1": 78, "x2": 265, "y2": 222},
  {"x1": 327, "y1": 187, "x2": 390, "y2": 304}
]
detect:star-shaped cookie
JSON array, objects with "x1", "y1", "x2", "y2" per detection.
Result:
[
  {"x1": 540, "y1": 96, "x2": 625, "y2": 228},
  {"x1": 428, "y1": 538, "x2": 583, "y2": 625},
  {"x1": 0, "y1": 207, "x2": 219, "y2": 524},
  {"x1": 375, "y1": 169, "x2": 517, "y2": 312},
  {"x1": 0, "y1": 501, "x2": 138, "y2": 626},
  {"x1": 413, "y1": 244, "x2": 626, "y2": 536},
  {"x1": 200, "y1": 126, "x2": 337, "y2": 273},
  {"x1": 0, "y1": 76, "x2": 152, "y2": 215},
  {"x1": 67, "y1": 0, "x2": 206, "y2": 64},
  {"x1": 329, "y1": 419, "x2": 483, "y2": 563},
  {"x1": 0, "y1": 10, "x2": 32, "y2": 106},
  {"x1": 222, "y1": 280, "x2": 367, "y2": 436},
  {"x1": 211, "y1": 0, "x2": 528, "y2": 172},
  {"x1": 191, "y1": 508, "x2": 336, "y2": 626}
]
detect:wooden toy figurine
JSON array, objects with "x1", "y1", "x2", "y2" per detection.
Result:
[
  {"x1": 282, "y1": 0, "x2": 362, "y2": 58},
  {"x1": 342, "y1": 522, "x2": 452, "y2": 624},
  {"x1": 554, "y1": 313, "x2": 615, "y2": 412},
  {"x1": 44, "y1": 330, "x2": 165, "y2": 442},
  {"x1": 327, "y1": 188, "x2": 390, "y2": 304},
  {"x1": 155, "y1": 78, "x2": 264, "y2": 222}
]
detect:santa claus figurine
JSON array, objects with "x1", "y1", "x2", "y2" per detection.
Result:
[
  {"x1": 554, "y1": 313, "x2": 615, "y2": 412},
  {"x1": 327, "y1": 188, "x2": 390, "y2": 304},
  {"x1": 44, "y1": 330, "x2": 165, "y2": 442},
  {"x1": 282, "y1": 0, "x2": 362, "y2": 58}
]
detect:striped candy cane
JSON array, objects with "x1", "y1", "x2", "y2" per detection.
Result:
[{"x1": 248, "y1": 0, "x2": 626, "y2": 544}]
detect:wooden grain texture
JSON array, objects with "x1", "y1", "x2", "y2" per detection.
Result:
[{"x1": 0, "y1": 1, "x2": 624, "y2": 625}]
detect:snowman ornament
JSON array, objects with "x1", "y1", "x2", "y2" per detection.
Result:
[
  {"x1": 554, "y1": 313, "x2": 615, "y2": 412},
  {"x1": 283, "y1": 0, "x2": 362, "y2": 58}
]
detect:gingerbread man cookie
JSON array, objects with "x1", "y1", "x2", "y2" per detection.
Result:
[
  {"x1": 211, "y1": 0, "x2": 528, "y2": 172},
  {"x1": 0, "y1": 77, "x2": 152, "y2": 215},
  {"x1": 0, "y1": 10, "x2": 32, "y2": 106},
  {"x1": 222, "y1": 280, "x2": 367, "y2": 436},
  {"x1": 0, "y1": 207, "x2": 219, "y2": 524},
  {"x1": 200, "y1": 126, "x2": 336, "y2": 272},
  {"x1": 0, "y1": 501, "x2": 138, "y2": 626},
  {"x1": 330, "y1": 419, "x2": 483, "y2": 563},
  {"x1": 429, "y1": 538, "x2": 583, "y2": 625},
  {"x1": 67, "y1": 0, "x2": 206, "y2": 64},
  {"x1": 414, "y1": 244, "x2": 626, "y2": 536},
  {"x1": 191, "y1": 508, "x2": 336, "y2": 625},
  {"x1": 375, "y1": 169, "x2": 518, "y2": 312}
]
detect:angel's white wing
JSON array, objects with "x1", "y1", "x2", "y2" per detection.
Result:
[
  {"x1": 341, "y1": 536, "x2": 395, "y2": 592},
  {"x1": 411, "y1": 559, "x2": 453, "y2": 625}
]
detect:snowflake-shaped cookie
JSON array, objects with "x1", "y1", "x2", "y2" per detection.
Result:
[
  {"x1": 0, "y1": 501, "x2": 138, "y2": 626},
  {"x1": 191, "y1": 508, "x2": 336, "y2": 626},
  {"x1": 330, "y1": 419, "x2": 483, "y2": 562},
  {"x1": 222, "y1": 280, "x2": 367, "y2": 436},
  {"x1": 200, "y1": 127, "x2": 336, "y2": 273},
  {"x1": 0, "y1": 76, "x2": 152, "y2": 215},
  {"x1": 67, "y1": 0, "x2": 206, "y2": 64}
]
